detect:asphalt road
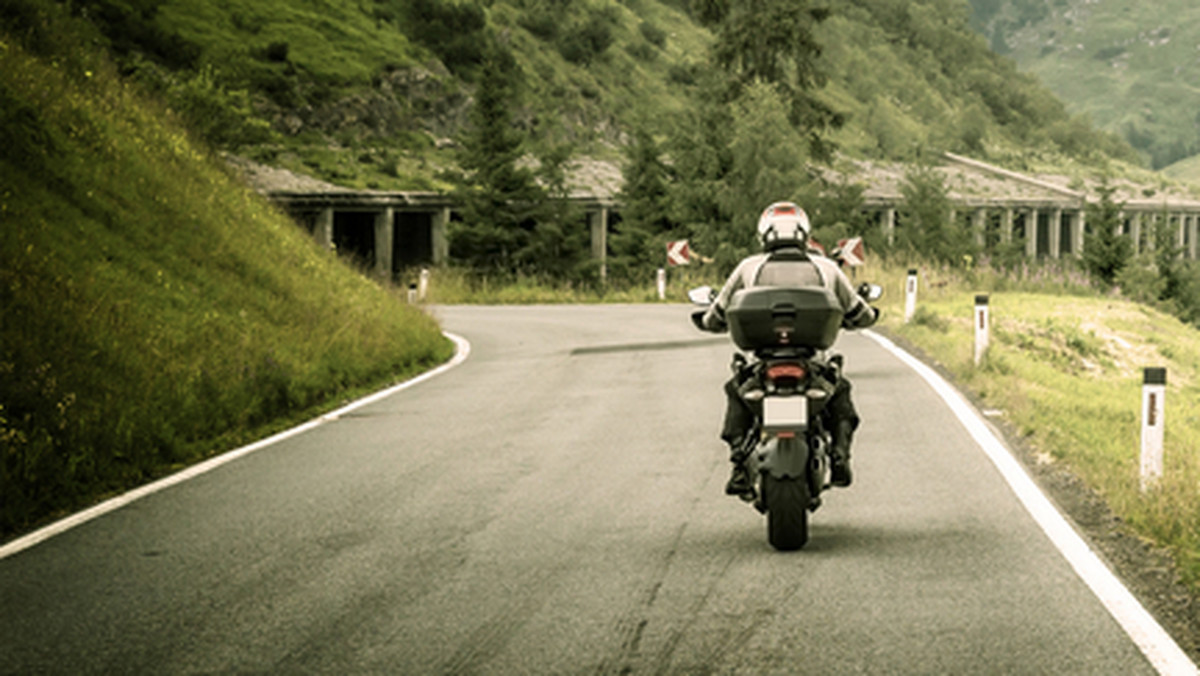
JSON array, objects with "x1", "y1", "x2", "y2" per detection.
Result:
[{"x1": 0, "y1": 304, "x2": 1175, "y2": 673}]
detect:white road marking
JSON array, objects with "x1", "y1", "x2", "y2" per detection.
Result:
[
  {"x1": 0, "y1": 332, "x2": 471, "y2": 561},
  {"x1": 864, "y1": 330, "x2": 1197, "y2": 676}
]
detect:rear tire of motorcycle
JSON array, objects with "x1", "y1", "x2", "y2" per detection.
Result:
[{"x1": 763, "y1": 474, "x2": 809, "y2": 551}]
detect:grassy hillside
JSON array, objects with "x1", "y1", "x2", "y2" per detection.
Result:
[
  {"x1": 0, "y1": 9, "x2": 453, "y2": 537},
  {"x1": 969, "y1": 0, "x2": 1200, "y2": 172},
  {"x1": 9, "y1": 0, "x2": 1144, "y2": 194}
]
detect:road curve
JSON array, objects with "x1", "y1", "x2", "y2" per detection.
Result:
[{"x1": 0, "y1": 304, "x2": 1182, "y2": 674}]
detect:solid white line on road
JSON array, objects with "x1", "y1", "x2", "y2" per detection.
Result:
[
  {"x1": 0, "y1": 332, "x2": 472, "y2": 562},
  {"x1": 864, "y1": 330, "x2": 1197, "y2": 676}
]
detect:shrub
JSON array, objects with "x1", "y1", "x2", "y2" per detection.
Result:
[
  {"x1": 165, "y1": 65, "x2": 273, "y2": 148},
  {"x1": 639, "y1": 20, "x2": 667, "y2": 48}
]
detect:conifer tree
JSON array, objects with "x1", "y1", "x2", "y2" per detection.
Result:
[
  {"x1": 448, "y1": 41, "x2": 545, "y2": 275},
  {"x1": 693, "y1": 0, "x2": 842, "y2": 159},
  {"x1": 1082, "y1": 179, "x2": 1131, "y2": 287},
  {"x1": 612, "y1": 129, "x2": 674, "y2": 280},
  {"x1": 898, "y1": 163, "x2": 974, "y2": 265}
]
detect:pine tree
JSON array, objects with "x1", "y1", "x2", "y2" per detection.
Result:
[
  {"x1": 523, "y1": 144, "x2": 589, "y2": 280},
  {"x1": 611, "y1": 129, "x2": 674, "y2": 280},
  {"x1": 448, "y1": 42, "x2": 545, "y2": 274},
  {"x1": 694, "y1": 0, "x2": 842, "y2": 159},
  {"x1": 1082, "y1": 179, "x2": 1131, "y2": 287},
  {"x1": 898, "y1": 163, "x2": 974, "y2": 265}
]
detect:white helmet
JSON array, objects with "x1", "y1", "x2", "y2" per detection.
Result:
[{"x1": 757, "y1": 201, "x2": 811, "y2": 251}]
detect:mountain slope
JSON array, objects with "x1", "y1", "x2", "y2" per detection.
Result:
[
  {"x1": 5, "y1": 0, "x2": 1143, "y2": 193},
  {"x1": 969, "y1": 0, "x2": 1200, "y2": 171}
]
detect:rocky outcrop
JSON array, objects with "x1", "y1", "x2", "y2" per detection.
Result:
[{"x1": 267, "y1": 61, "x2": 470, "y2": 145}]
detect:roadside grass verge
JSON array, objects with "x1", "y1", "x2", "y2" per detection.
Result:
[
  {"x1": 409, "y1": 265, "x2": 724, "y2": 304},
  {"x1": 865, "y1": 259, "x2": 1200, "y2": 591},
  {"x1": 1, "y1": 29, "x2": 452, "y2": 539}
]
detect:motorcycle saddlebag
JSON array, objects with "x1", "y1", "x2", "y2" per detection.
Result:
[{"x1": 726, "y1": 286, "x2": 843, "y2": 350}]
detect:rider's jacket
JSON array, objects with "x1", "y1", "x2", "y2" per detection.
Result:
[{"x1": 701, "y1": 246, "x2": 877, "y2": 333}]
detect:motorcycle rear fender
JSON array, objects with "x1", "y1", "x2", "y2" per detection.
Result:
[{"x1": 756, "y1": 435, "x2": 809, "y2": 481}]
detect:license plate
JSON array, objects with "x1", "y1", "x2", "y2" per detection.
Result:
[{"x1": 763, "y1": 396, "x2": 807, "y2": 429}]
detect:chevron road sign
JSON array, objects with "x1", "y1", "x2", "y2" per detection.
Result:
[
  {"x1": 837, "y1": 237, "x2": 865, "y2": 266},
  {"x1": 666, "y1": 240, "x2": 690, "y2": 266}
]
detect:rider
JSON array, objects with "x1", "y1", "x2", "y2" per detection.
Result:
[{"x1": 698, "y1": 201, "x2": 879, "y2": 497}]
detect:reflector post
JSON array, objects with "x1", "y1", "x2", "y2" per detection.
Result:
[
  {"x1": 905, "y1": 269, "x2": 918, "y2": 323},
  {"x1": 974, "y1": 294, "x2": 989, "y2": 366},
  {"x1": 1140, "y1": 367, "x2": 1167, "y2": 492}
]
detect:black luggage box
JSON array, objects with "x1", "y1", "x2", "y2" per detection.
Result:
[{"x1": 727, "y1": 286, "x2": 843, "y2": 350}]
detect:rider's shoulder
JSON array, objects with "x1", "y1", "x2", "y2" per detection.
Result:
[
  {"x1": 809, "y1": 254, "x2": 842, "y2": 273},
  {"x1": 733, "y1": 252, "x2": 770, "y2": 272}
]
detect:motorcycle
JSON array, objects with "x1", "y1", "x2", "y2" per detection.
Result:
[{"x1": 689, "y1": 282, "x2": 882, "y2": 550}]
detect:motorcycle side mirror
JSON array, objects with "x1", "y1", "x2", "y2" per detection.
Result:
[
  {"x1": 687, "y1": 285, "x2": 715, "y2": 306},
  {"x1": 857, "y1": 283, "x2": 884, "y2": 302}
]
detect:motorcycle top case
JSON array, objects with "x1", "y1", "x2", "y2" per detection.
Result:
[{"x1": 726, "y1": 286, "x2": 843, "y2": 350}]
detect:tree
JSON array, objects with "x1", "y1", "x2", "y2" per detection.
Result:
[
  {"x1": 390, "y1": 0, "x2": 488, "y2": 79},
  {"x1": 612, "y1": 129, "x2": 674, "y2": 281},
  {"x1": 1081, "y1": 179, "x2": 1131, "y2": 287},
  {"x1": 668, "y1": 80, "x2": 815, "y2": 273},
  {"x1": 665, "y1": 72, "x2": 737, "y2": 272},
  {"x1": 809, "y1": 174, "x2": 869, "y2": 253},
  {"x1": 448, "y1": 42, "x2": 546, "y2": 275},
  {"x1": 522, "y1": 144, "x2": 590, "y2": 280},
  {"x1": 1152, "y1": 208, "x2": 1186, "y2": 306},
  {"x1": 898, "y1": 162, "x2": 974, "y2": 265},
  {"x1": 720, "y1": 81, "x2": 814, "y2": 254},
  {"x1": 693, "y1": 0, "x2": 842, "y2": 159}
]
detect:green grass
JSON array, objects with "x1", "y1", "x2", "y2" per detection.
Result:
[
  {"x1": 412, "y1": 264, "x2": 721, "y2": 304},
  {"x1": 1, "y1": 26, "x2": 452, "y2": 538},
  {"x1": 866, "y1": 258, "x2": 1200, "y2": 590},
  {"x1": 157, "y1": 0, "x2": 422, "y2": 86}
]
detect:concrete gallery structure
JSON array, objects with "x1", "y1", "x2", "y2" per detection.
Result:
[{"x1": 262, "y1": 153, "x2": 1200, "y2": 278}]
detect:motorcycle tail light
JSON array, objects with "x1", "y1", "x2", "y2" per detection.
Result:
[{"x1": 766, "y1": 363, "x2": 806, "y2": 381}]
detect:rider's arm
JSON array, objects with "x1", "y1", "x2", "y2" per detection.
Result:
[
  {"x1": 823, "y1": 260, "x2": 878, "y2": 329},
  {"x1": 702, "y1": 256, "x2": 761, "y2": 332}
]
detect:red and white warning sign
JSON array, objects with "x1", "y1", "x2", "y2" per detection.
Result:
[
  {"x1": 837, "y1": 237, "x2": 865, "y2": 267},
  {"x1": 666, "y1": 240, "x2": 690, "y2": 266}
]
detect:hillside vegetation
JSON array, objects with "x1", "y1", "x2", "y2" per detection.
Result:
[
  {"x1": 7, "y1": 0, "x2": 1144, "y2": 193},
  {"x1": 0, "y1": 7, "x2": 453, "y2": 537},
  {"x1": 969, "y1": 0, "x2": 1200, "y2": 173}
]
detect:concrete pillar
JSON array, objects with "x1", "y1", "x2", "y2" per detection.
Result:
[
  {"x1": 316, "y1": 208, "x2": 334, "y2": 250},
  {"x1": 1131, "y1": 212, "x2": 1142, "y2": 255},
  {"x1": 1001, "y1": 208, "x2": 1014, "y2": 245},
  {"x1": 1073, "y1": 209, "x2": 1086, "y2": 258},
  {"x1": 1145, "y1": 213, "x2": 1156, "y2": 253},
  {"x1": 590, "y1": 207, "x2": 609, "y2": 282},
  {"x1": 374, "y1": 207, "x2": 394, "y2": 279},
  {"x1": 883, "y1": 208, "x2": 896, "y2": 246},
  {"x1": 1026, "y1": 208, "x2": 1039, "y2": 258},
  {"x1": 1176, "y1": 213, "x2": 1187, "y2": 258},
  {"x1": 1188, "y1": 214, "x2": 1198, "y2": 260},
  {"x1": 432, "y1": 207, "x2": 450, "y2": 264},
  {"x1": 1049, "y1": 208, "x2": 1062, "y2": 259},
  {"x1": 973, "y1": 208, "x2": 986, "y2": 248}
]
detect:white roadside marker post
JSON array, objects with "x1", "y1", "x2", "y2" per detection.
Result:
[
  {"x1": 904, "y1": 268, "x2": 918, "y2": 323},
  {"x1": 1140, "y1": 367, "x2": 1167, "y2": 492},
  {"x1": 974, "y1": 294, "x2": 990, "y2": 366},
  {"x1": 657, "y1": 268, "x2": 666, "y2": 301},
  {"x1": 418, "y1": 268, "x2": 430, "y2": 302}
]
